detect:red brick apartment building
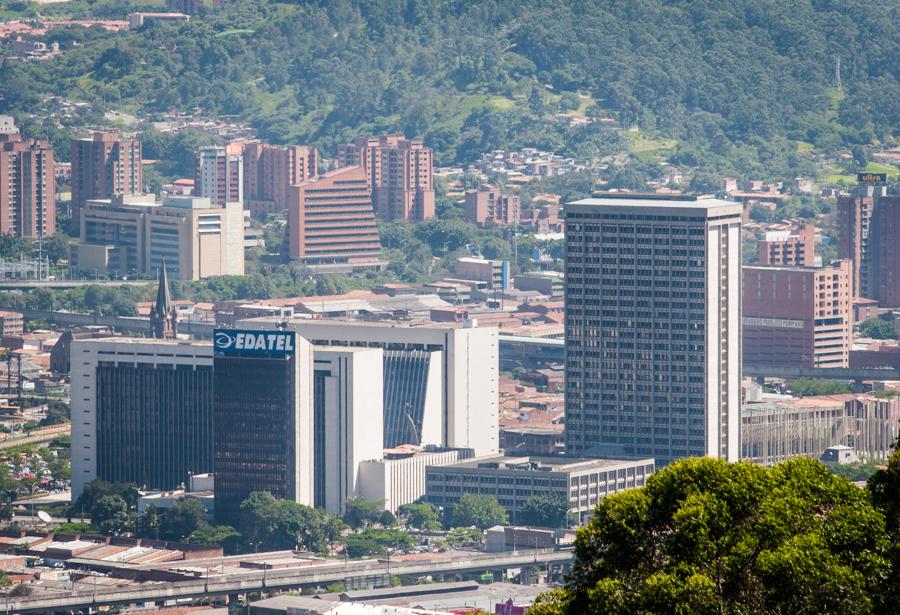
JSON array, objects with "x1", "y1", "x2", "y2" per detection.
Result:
[
  {"x1": 71, "y1": 131, "x2": 141, "y2": 214},
  {"x1": 288, "y1": 166, "x2": 382, "y2": 264},
  {"x1": 243, "y1": 143, "x2": 317, "y2": 216},
  {"x1": 0, "y1": 117, "x2": 55, "y2": 237},
  {"x1": 757, "y1": 223, "x2": 815, "y2": 266},
  {"x1": 464, "y1": 185, "x2": 520, "y2": 227},
  {"x1": 338, "y1": 135, "x2": 435, "y2": 222},
  {"x1": 743, "y1": 260, "x2": 853, "y2": 368},
  {"x1": 838, "y1": 184, "x2": 900, "y2": 306}
]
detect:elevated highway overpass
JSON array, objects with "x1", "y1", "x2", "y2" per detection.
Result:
[{"x1": 7, "y1": 549, "x2": 573, "y2": 613}]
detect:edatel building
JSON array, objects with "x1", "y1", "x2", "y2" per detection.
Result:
[{"x1": 212, "y1": 329, "x2": 313, "y2": 523}]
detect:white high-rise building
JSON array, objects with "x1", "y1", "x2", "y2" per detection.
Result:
[
  {"x1": 194, "y1": 145, "x2": 243, "y2": 207},
  {"x1": 564, "y1": 193, "x2": 742, "y2": 465}
]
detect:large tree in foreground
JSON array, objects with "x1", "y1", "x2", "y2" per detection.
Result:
[{"x1": 529, "y1": 457, "x2": 890, "y2": 615}]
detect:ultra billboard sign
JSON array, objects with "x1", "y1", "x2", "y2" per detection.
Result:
[{"x1": 214, "y1": 329, "x2": 296, "y2": 357}]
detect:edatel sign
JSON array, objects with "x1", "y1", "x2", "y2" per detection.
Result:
[{"x1": 214, "y1": 329, "x2": 296, "y2": 357}]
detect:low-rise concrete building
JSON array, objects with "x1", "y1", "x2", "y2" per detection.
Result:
[
  {"x1": 357, "y1": 445, "x2": 474, "y2": 512},
  {"x1": 0, "y1": 311, "x2": 24, "y2": 336},
  {"x1": 425, "y1": 455, "x2": 655, "y2": 524},
  {"x1": 70, "y1": 194, "x2": 244, "y2": 280}
]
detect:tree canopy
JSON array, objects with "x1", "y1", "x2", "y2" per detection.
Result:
[
  {"x1": 450, "y1": 494, "x2": 509, "y2": 530},
  {"x1": 530, "y1": 456, "x2": 891, "y2": 615},
  {"x1": 1, "y1": 0, "x2": 896, "y2": 180}
]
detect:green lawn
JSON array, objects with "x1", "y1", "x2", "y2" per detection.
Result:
[{"x1": 866, "y1": 161, "x2": 899, "y2": 177}]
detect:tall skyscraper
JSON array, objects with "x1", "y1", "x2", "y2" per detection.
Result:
[
  {"x1": 0, "y1": 116, "x2": 55, "y2": 237},
  {"x1": 838, "y1": 178, "x2": 900, "y2": 305},
  {"x1": 243, "y1": 142, "x2": 317, "y2": 216},
  {"x1": 194, "y1": 144, "x2": 243, "y2": 206},
  {"x1": 565, "y1": 194, "x2": 742, "y2": 465},
  {"x1": 288, "y1": 166, "x2": 382, "y2": 264},
  {"x1": 70, "y1": 338, "x2": 214, "y2": 498},
  {"x1": 212, "y1": 329, "x2": 313, "y2": 523},
  {"x1": 71, "y1": 131, "x2": 142, "y2": 214},
  {"x1": 338, "y1": 135, "x2": 435, "y2": 222}
]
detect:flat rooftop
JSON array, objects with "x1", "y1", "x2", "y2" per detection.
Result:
[
  {"x1": 568, "y1": 193, "x2": 740, "y2": 214},
  {"x1": 80, "y1": 337, "x2": 212, "y2": 349},
  {"x1": 435, "y1": 455, "x2": 654, "y2": 472}
]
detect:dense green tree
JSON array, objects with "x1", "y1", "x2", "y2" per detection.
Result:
[
  {"x1": 869, "y1": 442, "x2": 900, "y2": 614},
  {"x1": 238, "y1": 491, "x2": 345, "y2": 552},
  {"x1": 343, "y1": 497, "x2": 384, "y2": 530},
  {"x1": 786, "y1": 379, "x2": 851, "y2": 397},
  {"x1": 139, "y1": 504, "x2": 162, "y2": 539},
  {"x1": 188, "y1": 524, "x2": 241, "y2": 551},
  {"x1": 343, "y1": 528, "x2": 417, "y2": 558},
  {"x1": 398, "y1": 502, "x2": 442, "y2": 531},
  {"x1": 158, "y1": 498, "x2": 207, "y2": 542},
  {"x1": 859, "y1": 319, "x2": 897, "y2": 340},
  {"x1": 71, "y1": 480, "x2": 139, "y2": 519},
  {"x1": 450, "y1": 494, "x2": 508, "y2": 530},
  {"x1": 519, "y1": 494, "x2": 571, "y2": 528},
  {"x1": 533, "y1": 457, "x2": 890, "y2": 615},
  {"x1": 91, "y1": 495, "x2": 134, "y2": 536},
  {"x1": 378, "y1": 509, "x2": 396, "y2": 527}
]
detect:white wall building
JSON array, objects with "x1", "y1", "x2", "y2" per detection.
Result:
[
  {"x1": 241, "y1": 318, "x2": 500, "y2": 457},
  {"x1": 314, "y1": 347, "x2": 385, "y2": 514},
  {"x1": 358, "y1": 446, "x2": 474, "y2": 512}
]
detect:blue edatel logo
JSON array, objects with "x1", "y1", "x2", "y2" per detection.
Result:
[
  {"x1": 213, "y1": 329, "x2": 295, "y2": 356},
  {"x1": 215, "y1": 331, "x2": 236, "y2": 350}
]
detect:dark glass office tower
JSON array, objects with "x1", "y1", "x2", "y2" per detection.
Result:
[
  {"x1": 96, "y1": 361, "x2": 214, "y2": 490},
  {"x1": 213, "y1": 329, "x2": 305, "y2": 523}
]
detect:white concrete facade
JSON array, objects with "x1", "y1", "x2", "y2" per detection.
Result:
[
  {"x1": 240, "y1": 318, "x2": 500, "y2": 457},
  {"x1": 357, "y1": 448, "x2": 474, "y2": 512},
  {"x1": 315, "y1": 347, "x2": 384, "y2": 514}
]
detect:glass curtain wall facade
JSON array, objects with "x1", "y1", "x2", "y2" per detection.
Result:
[
  {"x1": 382, "y1": 350, "x2": 432, "y2": 448},
  {"x1": 213, "y1": 354, "x2": 296, "y2": 522},
  {"x1": 96, "y1": 362, "x2": 213, "y2": 490}
]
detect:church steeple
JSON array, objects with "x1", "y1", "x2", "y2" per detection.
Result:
[{"x1": 150, "y1": 262, "x2": 178, "y2": 339}]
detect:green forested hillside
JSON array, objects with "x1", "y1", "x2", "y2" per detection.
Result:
[{"x1": 1, "y1": 0, "x2": 897, "y2": 178}]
